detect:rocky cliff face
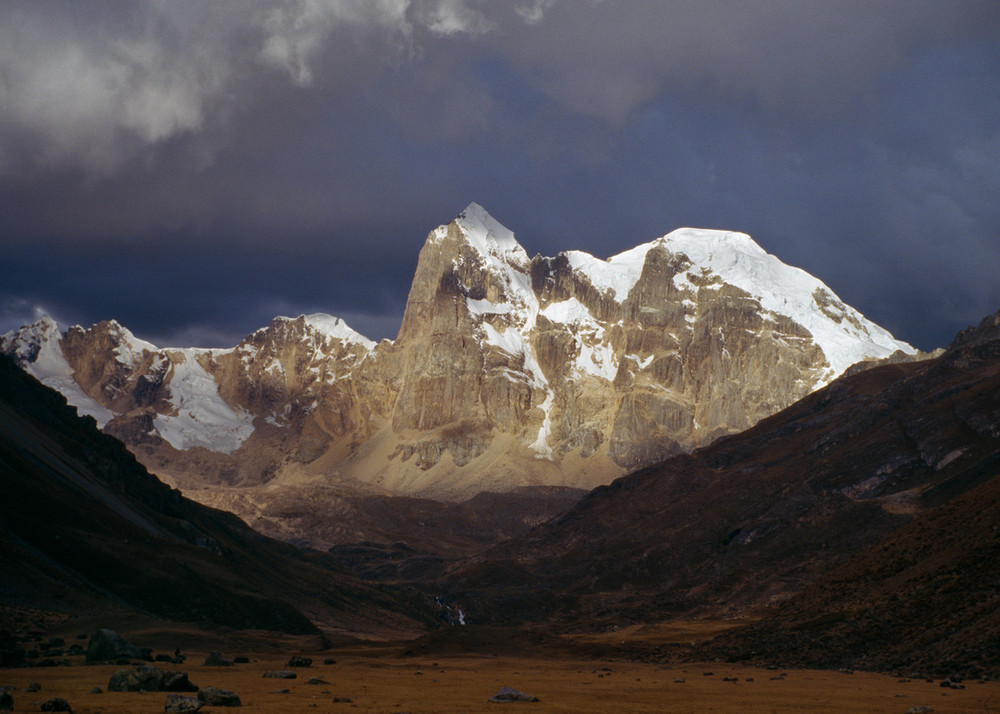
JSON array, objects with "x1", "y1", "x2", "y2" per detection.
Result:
[{"x1": 3, "y1": 204, "x2": 919, "y2": 503}]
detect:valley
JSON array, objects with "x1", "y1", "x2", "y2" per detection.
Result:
[
  {"x1": 3, "y1": 617, "x2": 997, "y2": 714},
  {"x1": 1, "y1": 206, "x2": 998, "y2": 698}
]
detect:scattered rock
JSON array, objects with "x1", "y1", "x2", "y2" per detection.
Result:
[
  {"x1": 155, "y1": 654, "x2": 174, "y2": 663},
  {"x1": 233, "y1": 656, "x2": 250, "y2": 664},
  {"x1": 89, "y1": 687, "x2": 103, "y2": 694},
  {"x1": 269, "y1": 689, "x2": 290, "y2": 694},
  {"x1": 673, "y1": 678, "x2": 686, "y2": 684},
  {"x1": 904, "y1": 707, "x2": 933, "y2": 714},
  {"x1": 40, "y1": 697, "x2": 72, "y2": 712},
  {"x1": 332, "y1": 697, "x2": 353, "y2": 703},
  {"x1": 286, "y1": 655, "x2": 312, "y2": 668},
  {"x1": 323, "y1": 658, "x2": 337, "y2": 665},
  {"x1": 0, "y1": 688, "x2": 12, "y2": 712},
  {"x1": 197, "y1": 686, "x2": 241, "y2": 707},
  {"x1": 263, "y1": 671, "x2": 297, "y2": 679},
  {"x1": 203, "y1": 651, "x2": 233, "y2": 666},
  {"x1": 165, "y1": 694, "x2": 203, "y2": 713},
  {"x1": 489, "y1": 686, "x2": 539, "y2": 703},
  {"x1": 86, "y1": 629, "x2": 142, "y2": 663},
  {"x1": 307, "y1": 677, "x2": 329, "y2": 685},
  {"x1": 27, "y1": 682, "x2": 41, "y2": 692},
  {"x1": 108, "y1": 665, "x2": 198, "y2": 692}
]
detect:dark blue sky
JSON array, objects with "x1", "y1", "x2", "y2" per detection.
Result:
[{"x1": 2, "y1": 1, "x2": 998, "y2": 351}]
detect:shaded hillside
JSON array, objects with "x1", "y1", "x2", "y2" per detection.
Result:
[
  {"x1": 444, "y1": 310, "x2": 1000, "y2": 628},
  {"x1": 0, "y1": 353, "x2": 437, "y2": 636},
  {"x1": 710, "y1": 312, "x2": 1000, "y2": 677},
  {"x1": 711, "y1": 468, "x2": 1000, "y2": 678},
  {"x1": 191, "y1": 482, "x2": 584, "y2": 556}
]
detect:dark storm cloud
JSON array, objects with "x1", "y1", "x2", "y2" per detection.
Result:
[{"x1": 1, "y1": 1, "x2": 998, "y2": 351}]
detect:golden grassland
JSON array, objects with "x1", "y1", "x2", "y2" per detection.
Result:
[{"x1": 3, "y1": 623, "x2": 998, "y2": 714}]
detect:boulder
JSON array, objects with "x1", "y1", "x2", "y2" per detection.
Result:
[
  {"x1": 0, "y1": 688, "x2": 12, "y2": 712},
  {"x1": 164, "y1": 694, "x2": 203, "y2": 713},
  {"x1": 197, "y1": 687, "x2": 241, "y2": 707},
  {"x1": 203, "y1": 651, "x2": 233, "y2": 666},
  {"x1": 40, "y1": 698, "x2": 72, "y2": 712},
  {"x1": 489, "y1": 686, "x2": 539, "y2": 703},
  {"x1": 108, "y1": 665, "x2": 198, "y2": 692},
  {"x1": 286, "y1": 655, "x2": 312, "y2": 667},
  {"x1": 86, "y1": 629, "x2": 142, "y2": 663},
  {"x1": 263, "y1": 670, "x2": 297, "y2": 679}
]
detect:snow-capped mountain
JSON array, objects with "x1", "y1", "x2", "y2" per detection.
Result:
[{"x1": 3, "y1": 203, "x2": 921, "y2": 502}]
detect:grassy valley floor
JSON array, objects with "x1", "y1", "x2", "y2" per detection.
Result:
[{"x1": 2, "y1": 619, "x2": 996, "y2": 714}]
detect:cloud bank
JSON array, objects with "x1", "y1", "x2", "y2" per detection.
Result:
[{"x1": 0, "y1": 1, "x2": 998, "y2": 351}]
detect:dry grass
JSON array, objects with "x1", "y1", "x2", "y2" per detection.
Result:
[{"x1": 3, "y1": 649, "x2": 997, "y2": 713}]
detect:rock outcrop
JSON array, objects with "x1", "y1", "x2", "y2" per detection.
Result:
[{"x1": 3, "y1": 204, "x2": 919, "y2": 507}]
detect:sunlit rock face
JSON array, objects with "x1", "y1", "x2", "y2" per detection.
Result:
[{"x1": 3, "y1": 203, "x2": 917, "y2": 502}]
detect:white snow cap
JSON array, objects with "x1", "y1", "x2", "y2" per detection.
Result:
[
  {"x1": 454, "y1": 202, "x2": 528, "y2": 262},
  {"x1": 2, "y1": 316, "x2": 115, "y2": 426},
  {"x1": 301, "y1": 313, "x2": 376, "y2": 350},
  {"x1": 569, "y1": 226, "x2": 915, "y2": 381}
]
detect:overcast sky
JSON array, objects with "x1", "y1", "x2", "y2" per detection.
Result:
[{"x1": 2, "y1": 1, "x2": 998, "y2": 351}]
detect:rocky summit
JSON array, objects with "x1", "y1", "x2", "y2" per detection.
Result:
[{"x1": 3, "y1": 204, "x2": 918, "y2": 514}]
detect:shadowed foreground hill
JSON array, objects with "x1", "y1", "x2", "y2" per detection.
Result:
[
  {"x1": 446, "y1": 311, "x2": 1000, "y2": 636},
  {"x1": 0, "y1": 353, "x2": 437, "y2": 636},
  {"x1": 712, "y1": 313, "x2": 1000, "y2": 677},
  {"x1": 712, "y1": 464, "x2": 1000, "y2": 678}
]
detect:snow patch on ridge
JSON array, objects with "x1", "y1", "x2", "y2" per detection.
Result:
[
  {"x1": 2, "y1": 317, "x2": 115, "y2": 426},
  {"x1": 302, "y1": 313, "x2": 376, "y2": 350},
  {"x1": 658, "y1": 228, "x2": 914, "y2": 381},
  {"x1": 529, "y1": 391, "x2": 554, "y2": 458},
  {"x1": 153, "y1": 349, "x2": 254, "y2": 454},
  {"x1": 540, "y1": 298, "x2": 618, "y2": 381},
  {"x1": 107, "y1": 320, "x2": 158, "y2": 369},
  {"x1": 564, "y1": 248, "x2": 647, "y2": 302}
]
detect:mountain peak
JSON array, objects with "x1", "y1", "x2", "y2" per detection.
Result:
[
  {"x1": 450, "y1": 203, "x2": 526, "y2": 263},
  {"x1": 302, "y1": 313, "x2": 376, "y2": 350}
]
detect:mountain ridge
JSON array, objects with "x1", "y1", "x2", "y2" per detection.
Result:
[
  {"x1": 435, "y1": 308, "x2": 999, "y2": 643},
  {"x1": 0, "y1": 351, "x2": 437, "y2": 636},
  {"x1": 3, "y1": 204, "x2": 925, "y2": 532}
]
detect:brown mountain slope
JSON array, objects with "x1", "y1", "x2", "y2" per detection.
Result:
[
  {"x1": 708, "y1": 313, "x2": 1000, "y2": 677},
  {"x1": 443, "y1": 310, "x2": 1000, "y2": 628},
  {"x1": 710, "y1": 466, "x2": 1000, "y2": 678},
  {"x1": 0, "y1": 353, "x2": 437, "y2": 636}
]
